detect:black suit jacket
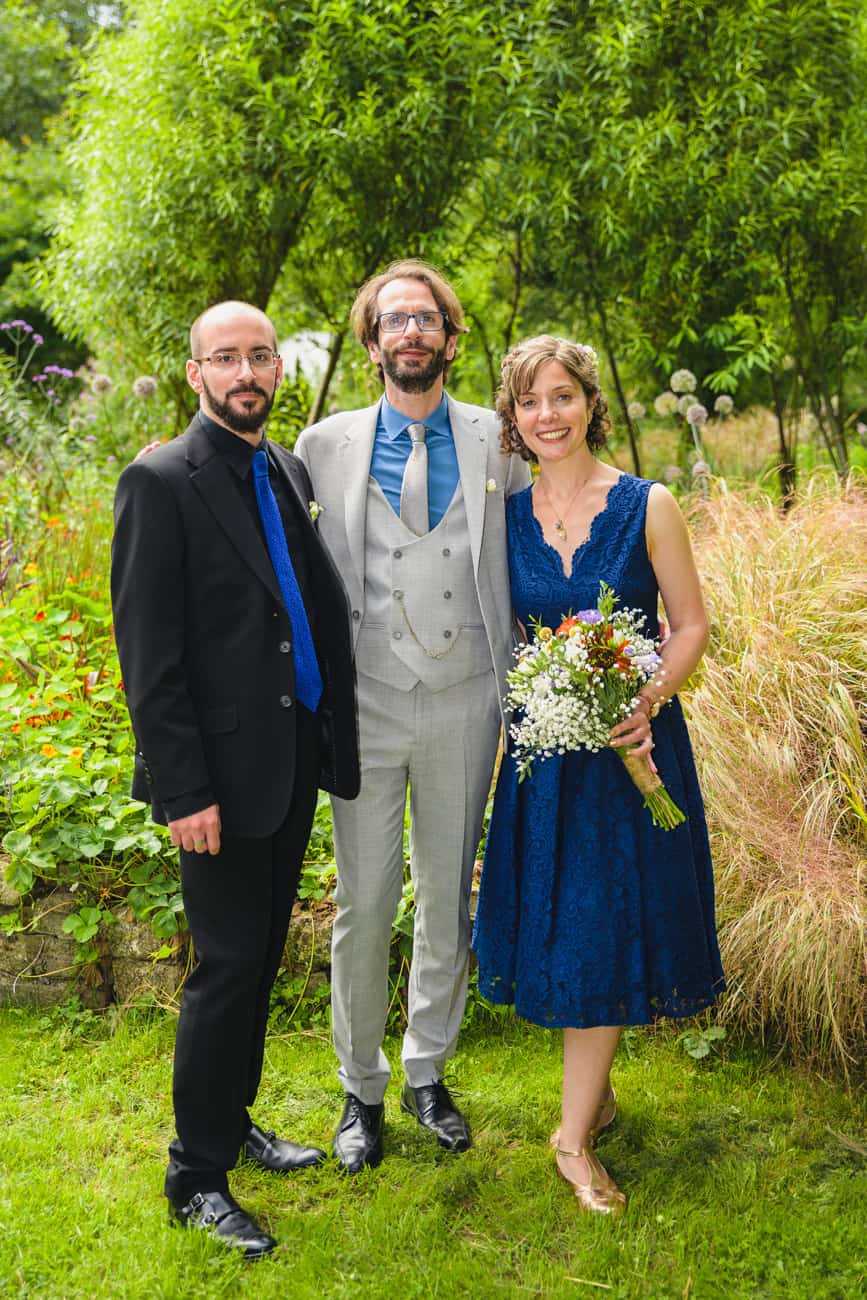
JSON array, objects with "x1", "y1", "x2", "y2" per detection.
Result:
[{"x1": 111, "y1": 413, "x2": 360, "y2": 836}]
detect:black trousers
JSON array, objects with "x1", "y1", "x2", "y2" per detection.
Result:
[{"x1": 164, "y1": 709, "x2": 319, "y2": 1203}]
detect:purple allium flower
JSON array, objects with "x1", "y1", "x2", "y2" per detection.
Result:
[
  {"x1": 132, "y1": 375, "x2": 158, "y2": 399},
  {"x1": 663, "y1": 465, "x2": 684, "y2": 483},
  {"x1": 46, "y1": 389, "x2": 55, "y2": 397},
  {"x1": 577, "y1": 609, "x2": 602, "y2": 623},
  {"x1": 713, "y1": 394, "x2": 734, "y2": 416},
  {"x1": 87, "y1": 413, "x2": 96, "y2": 421},
  {"x1": 90, "y1": 373, "x2": 113, "y2": 394},
  {"x1": 670, "y1": 368, "x2": 697, "y2": 394},
  {"x1": 654, "y1": 391, "x2": 678, "y2": 417},
  {"x1": 692, "y1": 459, "x2": 711, "y2": 477},
  {"x1": 83, "y1": 435, "x2": 97, "y2": 443},
  {"x1": 686, "y1": 403, "x2": 708, "y2": 427}
]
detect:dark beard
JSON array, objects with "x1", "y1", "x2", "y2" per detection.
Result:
[
  {"x1": 201, "y1": 375, "x2": 277, "y2": 434},
  {"x1": 381, "y1": 342, "x2": 448, "y2": 394}
]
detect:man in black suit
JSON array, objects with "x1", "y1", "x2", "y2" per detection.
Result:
[{"x1": 111, "y1": 300, "x2": 359, "y2": 1258}]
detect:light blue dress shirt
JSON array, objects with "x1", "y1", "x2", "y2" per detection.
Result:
[{"x1": 369, "y1": 394, "x2": 459, "y2": 530}]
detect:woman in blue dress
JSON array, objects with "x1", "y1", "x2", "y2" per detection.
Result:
[{"x1": 473, "y1": 336, "x2": 724, "y2": 1215}]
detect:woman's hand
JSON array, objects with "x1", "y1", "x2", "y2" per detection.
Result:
[{"x1": 609, "y1": 704, "x2": 656, "y2": 767}]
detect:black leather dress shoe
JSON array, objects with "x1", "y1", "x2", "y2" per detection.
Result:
[
  {"x1": 169, "y1": 1190, "x2": 276, "y2": 1259},
  {"x1": 400, "y1": 1081, "x2": 471, "y2": 1152},
  {"x1": 332, "y1": 1093, "x2": 385, "y2": 1173},
  {"x1": 243, "y1": 1121, "x2": 327, "y2": 1172}
]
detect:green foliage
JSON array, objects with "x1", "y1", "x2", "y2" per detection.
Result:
[
  {"x1": 38, "y1": 0, "x2": 326, "y2": 381},
  {"x1": 0, "y1": 569, "x2": 182, "y2": 942},
  {"x1": 679, "y1": 1022, "x2": 727, "y2": 1060}
]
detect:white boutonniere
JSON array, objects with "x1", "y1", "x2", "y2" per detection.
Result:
[
  {"x1": 309, "y1": 500, "x2": 323, "y2": 522},
  {"x1": 486, "y1": 478, "x2": 498, "y2": 493}
]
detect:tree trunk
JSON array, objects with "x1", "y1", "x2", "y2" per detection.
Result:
[
  {"x1": 587, "y1": 288, "x2": 641, "y2": 476},
  {"x1": 769, "y1": 372, "x2": 796, "y2": 509},
  {"x1": 307, "y1": 329, "x2": 345, "y2": 426}
]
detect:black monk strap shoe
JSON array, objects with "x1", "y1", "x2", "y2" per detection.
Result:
[
  {"x1": 243, "y1": 1121, "x2": 327, "y2": 1172},
  {"x1": 332, "y1": 1093, "x2": 385, "y2": 1173},
  {"x1": 169, "y1": 1190, "x2": 276, "y2": 1259},
  {"x1": 400, "y1": 1080, "x2": 471, "y2": 1153}
]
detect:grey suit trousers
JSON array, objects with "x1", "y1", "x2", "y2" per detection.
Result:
[{"x1": 329, "y1": 667, "x2": 501, "y2": 1102}]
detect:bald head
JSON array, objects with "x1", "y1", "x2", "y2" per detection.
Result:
[
  {"x1": 186, "y1": 300, "x2": 283, "y2": 442},
  {"x1": 190, "y1": 301, "x2": 277, "y2": 359}
]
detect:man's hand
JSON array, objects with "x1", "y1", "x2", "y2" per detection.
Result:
[
  {"x1": 134, "y1": 440, "x2": 162, "y2": 461},
  {"x1": 168, "y1": 804, "x2": 221, "y2": 855}
]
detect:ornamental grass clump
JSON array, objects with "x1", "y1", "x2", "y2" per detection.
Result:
[{"x1": 683, "y1": 477, "x2": 867, "y2": 1078}]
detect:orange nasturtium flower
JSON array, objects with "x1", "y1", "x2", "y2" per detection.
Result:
[
  {"x1": 69, "y1": 746, "x2": 84, "y2": 762},
  {"x1": 40, "y1": 743, "x2": 58, "y2": 757}
]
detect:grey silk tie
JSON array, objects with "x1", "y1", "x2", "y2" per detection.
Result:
[{"x1": 400, "y1": 422, "x2": 429, "y2": 535}]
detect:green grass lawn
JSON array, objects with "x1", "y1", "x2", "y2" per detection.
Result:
[{"x1": 0, "y1": 1005, "x2": 863, "y2": 1299}]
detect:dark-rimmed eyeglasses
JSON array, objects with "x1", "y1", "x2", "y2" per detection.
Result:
[
  {"x1": 193, "y1": 350, "x2": 280, "y2": 372},
  {"x1": 374, "y1": 311, "x2": 448, "y2": 334}
]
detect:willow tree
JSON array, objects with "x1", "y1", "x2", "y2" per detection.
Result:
[
  {"x1": 38, "y1": 0, "x2": 322, "y2": 383},
  {"x1": 38, "y1": 0, "x2": 520, "y2": 413}
]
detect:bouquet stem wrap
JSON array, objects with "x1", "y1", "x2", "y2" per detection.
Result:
[{"x1": 619, "y1": 750, "x2": 686, "y2": 831}]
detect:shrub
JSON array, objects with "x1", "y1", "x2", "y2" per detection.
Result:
[{"x1": 684, "y1": 476, "x2": 867, "y2": 1078}]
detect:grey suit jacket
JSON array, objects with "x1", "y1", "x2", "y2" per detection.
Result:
[{"x1": 295, "y1": 394, "x2": 531, "y2": 733}]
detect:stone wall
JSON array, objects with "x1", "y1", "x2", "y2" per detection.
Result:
[{"x1": 0, "y1": 878, "x2": 335, "y2": 1009}]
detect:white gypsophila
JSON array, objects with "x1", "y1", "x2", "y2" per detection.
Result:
[
  {"x1": 670, "y1": 368, "x2": 697, "y2": 394},
  {"x1": 654, "y1": 391, "x2": 678, "y2": 416},
  {"x1": 511, "y1": 690, "x2": 610, "y2": 763},
  {"x1": 627, "y1": 400, "x2": 646, "y2": 420},
  {"x1": 676, "y1": 393, "x2": 698, "y2": 416},
  {"x1": 713, "y1": 393, "x2": 734, "y2": 416}
]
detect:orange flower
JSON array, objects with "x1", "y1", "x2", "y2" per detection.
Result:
[
  {"x1": 40, "y1": 743, "x2": 58, "y2": 757},
  {"x1": 34, "y1": 610, "x2": 46, "y2": 622},
  {"x1": 556, "y1": 615, "x2": 579, "y2": 636},
  {"x1": 69, "y1": 746, "x2": 83, "y2": 761},
  {"x1": 45, "y1": 517, "x2": 61, "y2": 528},
  {"x1": 24, "y1": 563, "x2": 37, "y2": 576},
  {"x1": 10, "y1": 723, "x2": 20, "y2": 734}
]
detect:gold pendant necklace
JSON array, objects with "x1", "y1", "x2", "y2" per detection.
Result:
[{"x1": 537, "y1": 473, "x2": 593, "y2": 543}]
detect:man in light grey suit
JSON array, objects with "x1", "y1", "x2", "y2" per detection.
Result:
[{"x1": 295, "y1": 259, "x2": 530, "y2": 1172}]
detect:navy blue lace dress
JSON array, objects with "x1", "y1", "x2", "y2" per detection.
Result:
[{"x1": 473, "y1": 474, "x2": 725, "y2": 1028}]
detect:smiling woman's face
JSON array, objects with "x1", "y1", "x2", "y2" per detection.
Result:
[{"x1": 513, "y1": 360, "x2": 596, "y2": 463}]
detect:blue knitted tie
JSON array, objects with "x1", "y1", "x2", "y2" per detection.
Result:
[{"x1": 252, "y1": 448, "x2": 322, "y2": 712}]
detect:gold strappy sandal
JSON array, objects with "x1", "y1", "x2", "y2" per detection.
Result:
[
  {"x1": 554, "y1": 1143, "x2": 626, "y2": 1216},
  {"x1": 590, "y1": 1086, "x2": 617, "y2": 1141}
]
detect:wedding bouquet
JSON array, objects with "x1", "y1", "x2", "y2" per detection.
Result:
[{"x1": 506, "y1": 582, "x2": 686, "y2": 830}]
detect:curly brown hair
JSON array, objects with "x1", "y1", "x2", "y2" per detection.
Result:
[{"x1": 496, "y1": 335, "x2": 611, "y2": 462}]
